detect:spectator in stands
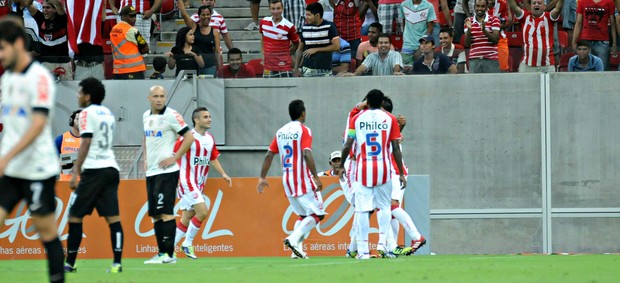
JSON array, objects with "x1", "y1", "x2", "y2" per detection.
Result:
[
  {"x1": 507, "y1": 0, "x2": 563, "y2": 73},
  {"x1": 412, "y1": 35, "x2": 458, "y2": 74},
  {"x1": 110, "y1": 6, "x2": 149, "y2": 79},
  {"x1": 464, "y1": 0, "x2": 500, "y2": 73},
  {"x1": 360, "y1": 0, "x2": 379, "y2": 36},
  {"x1": 437, "y1": 28, "x2": 467, "y2": 73},
  {"x1": 398, "y1": 0, "x2": 436, "y2": 69},
  {"x1": 244, "y1": 0, "x2": 262, "y2": 30},
  {"x1": 67, "y1": 0, "x2": 106, "y2": 80},
  {"x1": 341, "y1": 33, "x2": 404, "y2": 76},
  {"x1": 568, "y1": 40, "x2": 604, "y2": 71},
  {"x1": 283, "y1": 0, "x2": 307, "y2": 30},
  {"x1": 561, "y1": 0, "x2": 576, "y2": 50},
  {"x1": 429, "y1": 0, "x2": 453, "y2": 44},
  {"x1": 179, "y1": 3, "x2": 222, "y2": 75},
  {"x1": 166, "y1": 26, "x2": 204, "y2": 77},
  {"x1": 332, "y1": 38, "x2": 352, "y2": 75},
  {"x1": 454, "y1": 0, "x2": 475, "y2": 44},
  {"x1": 118, "y1": 0, "x2": 162, "y2": 45},
  {"x1": 332, "y1": 0, "x2": 363, "y2": 59},
  {"x1": 295, "y1": 2, "x2": 340, "y2": 77},
  {"x1": 571, "y1": 0, "x2": 615, "y2": 70},
  {"x1": 260, "y1": 0, "x2": 300, "y2": 78},
  {"x1": 150, "y1": 56, "x2": 167, "y2": 79},
  {"x1": 11, "y1": 0, "x2": 42, "y2": 36},
  {"x1": 487, "y1": 0, "x2": 511, "y2": 72},
  {"x1": 190, "y1": 0, "x2": 234, "y2": 50},
  {"x1": 217, "y1": 48, "x2": 256, "y2": 78},
  {"x1": 356, "y1": 22, "x2": 394, "y2": 67},
  {"x1": 319, "y1": 0, "x2": 335, "y2": 21},
  {"x1": 378, "y1": 0, "x2": 404, "y2": 35},
  {"x1": 26, "y1": 0, "x2": 72, "y2": 80}
]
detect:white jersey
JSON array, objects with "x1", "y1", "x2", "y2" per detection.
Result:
[
  {"x1": 143, "y1": 106, "x2": 189, "y2": 177},
  {"x1": 0, "y1": 62, "x2": 59, "y2": 180},
  {"x1": 176, "y1": 129, "x2": 220, "y2": 195},
  {"x1": 79, "y1": 104, "x2": 119, "y2": 170}
]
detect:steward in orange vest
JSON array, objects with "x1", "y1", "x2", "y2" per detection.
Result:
[
  {"x1": 55, "y1": 110, "x2": 82, "y2": 181},
  {"x1": 110, "y1": 6, "x2": 149, "y2": 79}
]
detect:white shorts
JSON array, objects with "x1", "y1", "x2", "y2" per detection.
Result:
[
  {"x1": 178, "y1": 190, "x2": 205, "y2": 211},
  {"x1": 288, "y1": 191, "x2": 326, "y2": 216},
  {"x1": 390, "y1": 174, "x2": 408, "y2": 203},
  {"x1": 339, "y1": 158, "x2": 357, "y2": 205},
  {"x1": 354, "y1": 182, "x2": 392, "y2": 212}
]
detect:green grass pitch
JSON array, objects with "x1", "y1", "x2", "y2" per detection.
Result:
[{"x1": 2, "y1": 254, "x2": 619, "y2": 283}]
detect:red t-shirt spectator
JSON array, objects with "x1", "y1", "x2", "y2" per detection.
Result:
[
  {"x1": 217, "y1": 64, "x2": 255, "y2": 78},
  {"x1": 576, "y1": 0, "x2": 615, "y2": 41}
]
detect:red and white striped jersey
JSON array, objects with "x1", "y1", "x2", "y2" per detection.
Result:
[
  {"x1": 464, "y1": 14, "x2": 501, "y2": 60},
  {"x1": 269, "y1": 121, "x2": 316, "y2": 197},
  {"x1": 348, "y1": 109, "x2": 401, "y2": 187},
  {"x1": 65, "y1": 0, "x2": 105, "y2": 56},
  {"x1": 191, "y1": 10, "x2": 229, "y2": 34},
  {"x1": 175, "y1": 129, "x2": 220, "y2": 195},
  {"x1": 516, "y1": 10, "x2": 557, "y2": 67},
  {"x1": 119, "y1": 0, "x2": 150, "y2": 13},
  {"x1": 259, "y1": 16, "x2": 300, "y2": 71},
  {"x1": 343, "y1": 105, "x2": 362, "y2": 158}
]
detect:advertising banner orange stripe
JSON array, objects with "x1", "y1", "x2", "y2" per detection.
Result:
[{"x1": 0, "y1": 177, "x2": 385, "y2": 260}]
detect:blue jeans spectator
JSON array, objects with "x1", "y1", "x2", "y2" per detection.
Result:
[{"x1": 589, "y1": 41, "x2": 610, "y2": 71}]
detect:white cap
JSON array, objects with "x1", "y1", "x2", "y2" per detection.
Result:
[{"x1": 330, "y1": 151, "x2": 342, "y2": 161}]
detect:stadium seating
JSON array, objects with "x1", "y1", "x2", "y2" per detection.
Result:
[{"x1": 557, "y1": 52, "x2": 575, "y2": 72}]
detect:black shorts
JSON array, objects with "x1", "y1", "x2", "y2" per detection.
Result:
[
  {"x1": 69, "y1": 167, "x2": 120, "y2": 218},
  {"x1": 146, "y1": 171, "x2": 179, "y2": 216},
  {"x1": 0, "y1": 175, "x2": 57, "y2": 216}
]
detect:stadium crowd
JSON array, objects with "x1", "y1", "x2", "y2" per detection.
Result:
[{"x1": 1, "y1": 0, "x2": 619, "y2": 79}]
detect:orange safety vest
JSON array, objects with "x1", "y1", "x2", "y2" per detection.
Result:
[
  {"x1": 59, "y1": 131, "x2": 81, "y2": 181},
  {"x1": 110, "y1": 21, "x2": 146, "y2": 74}
]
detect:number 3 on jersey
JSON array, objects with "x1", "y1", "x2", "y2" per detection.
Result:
[
  {"x1": 366, "y1": 133, "x2": 381, "y2": 156},
  {"x1": 283, "y1": 144, "x2": 293, "y2": 168}
]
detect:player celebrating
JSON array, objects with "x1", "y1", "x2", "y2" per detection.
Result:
[
  {"x1": 340, "y1": 89, "x2": 406, "y2": 260},
  {"x1": 381, "y1": 97, "x2": 426, "y2": 257},
  {"x1": 0, "y1": 17, "x2": 65, "y2": 283},
  {"x1": 174, "y1": 107, "x2": 232, "y2": 259},
  {"x1": 257, "y1": 99, "x2": 324, "y2": 259},
  {"x1": 65, "y1": 78, "x2": 124, "y2": 273},
  {"x1": 143, "y1": 85, "x2": 194, "y2": 264}
]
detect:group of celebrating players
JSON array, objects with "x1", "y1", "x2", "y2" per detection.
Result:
[{"x1": 258, "y1": 90, "x2": 426, "y2": 260}]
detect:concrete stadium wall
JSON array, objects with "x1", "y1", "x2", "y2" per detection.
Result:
[{"x1": 50, "y1": 73, "x2": 620, "y2": 254}]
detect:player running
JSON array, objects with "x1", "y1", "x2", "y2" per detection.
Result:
[
  {"x1": 257, "y1": 99, "x2": 324, "y2": 259},
  {"x1": 173, "y1": 107, "x2": 232, "y2": 259}
]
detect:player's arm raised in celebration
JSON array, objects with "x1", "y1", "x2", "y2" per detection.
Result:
[
  {"x1": 257, "y1": 151, "x2": 276, "y2": 193},
  {"x1": 303, "y1": 149, "x2": 322, "y2": 191},
  {"x1": 210, "y1": 158, "x2": 232, "y2": 187}
]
